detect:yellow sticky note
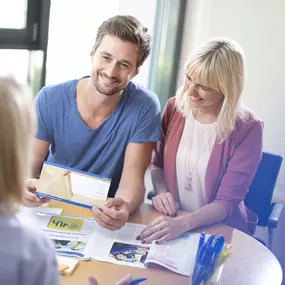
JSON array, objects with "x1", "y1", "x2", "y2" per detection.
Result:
[
  {"x1": 48, "y1": 216, "x2": 84, "y2": 231},
  {"x1": 57, "y1": 256, "x2": 79, "y2": 275},
  {"x1": 58, "y1": 263, "x2": 69, "y2": 273}
]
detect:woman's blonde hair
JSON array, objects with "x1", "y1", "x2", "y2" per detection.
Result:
[
  {"x1": 0, "y1": 77, "x2": 34, "y2": 214},
  {"x1": 176, "y1": 38, "x2": 248, "y2": 141}
]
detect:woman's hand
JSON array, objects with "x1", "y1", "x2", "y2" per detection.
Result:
[
  {"x1": 152, "y1": 192, "x2": 179, "y2": 217},
  {"x1": 23, "y1": 178, "x2": 50, "y2": 207},
  {"x1": 88, "y1": 273, "x2": 132, "y2": 285},
  {"x1": 137, "y1": 215, "x2": 188, "y2": 244}
]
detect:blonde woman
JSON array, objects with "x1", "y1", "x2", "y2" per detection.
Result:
[
  {"x1": 138, "y1": 38, "x2": 263, "y2": 244},
  {"x1": 0, "y1": 77, "x2": 59, "y2": 285}
]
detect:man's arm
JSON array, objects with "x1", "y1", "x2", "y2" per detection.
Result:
[
  {"x1": 32, "y1": 138, "x2": 50, "y2": 178},
  {"x1": 115, "y1": 142, "x2": 154, "y2": 214},
  {"x1": 93, "y1": 92, "x2": 160, "y2": 230},
  {"x1": 92, "y1": 142, "x2": 153, "y2": 230}
]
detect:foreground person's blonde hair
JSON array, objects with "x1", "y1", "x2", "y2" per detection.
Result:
[
  {"x1": 176, "y1": 38, "x2": 249, "y2": 141},
  {"x1": 0, "y1": 77, "x2": 34, "y2": 214}
]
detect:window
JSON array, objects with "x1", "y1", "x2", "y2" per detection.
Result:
[
  {"x1": 0, "y1": 0, "x2": 50, "y2": 94},
  {"x1": 0, "y1": 0, "x2": 27, "y2": 29},
  {"x1": 0, "y1": 49, "x2": 29, "y2": 83}
]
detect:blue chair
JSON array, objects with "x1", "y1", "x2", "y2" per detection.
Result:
[
  {"x1": 147, "y1": 152, "x2": 283, "y2": 250},
  {"x1": 244, "y1": 152, "x2": 283, "y2": 250}
]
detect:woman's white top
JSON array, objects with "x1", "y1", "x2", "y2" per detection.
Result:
[
  {"x1": 0, "y1": 214, "x2": 59, "y2": 285},
  {"x1": 176, "y1": 112, "x2": 217, "y2": 212}
]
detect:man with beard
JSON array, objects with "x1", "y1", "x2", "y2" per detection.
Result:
[{"x1": 26, "y1": 15, "x2": 161, "y2": 231}]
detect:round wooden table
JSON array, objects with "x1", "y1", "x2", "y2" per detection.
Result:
[{"x1": 49, "y1": 201, "x2": 283, "y2": 285}]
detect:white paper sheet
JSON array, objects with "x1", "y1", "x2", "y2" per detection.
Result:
[
  {"x1": 69, "y1": 172, "x2": 110, "y2": 201},
  {"x1": 20, "y1": 206, "x2": 63, "y2": 216},
  {"x1": 145, "y1": 232, "x2": 200, "y2": 276}
]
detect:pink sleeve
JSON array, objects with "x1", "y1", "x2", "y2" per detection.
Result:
[
  {"x1": 151, "y1": 98, "x2": 174, "y2": 169},
  {"x1": 213, "y1": 120, "x2": 264, "y2": 217}
]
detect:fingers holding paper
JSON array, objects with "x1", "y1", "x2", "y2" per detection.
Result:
[
  {"x1": 23, "y1": 178, "x2": 50, "y2": 207},
  {"x1": 92, "y1": 197, "x2": 130, "y2": 231},
  {"x1": 137, "y1": 215, "x2": 187, "y2": 244}
]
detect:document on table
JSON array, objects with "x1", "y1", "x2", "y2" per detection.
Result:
[
  {"x1": 85, "y1": 223, "x2": 200, "y2": 274},
  {"x1": 18, "y1": 208, "x2": 201, "y2": 274}
]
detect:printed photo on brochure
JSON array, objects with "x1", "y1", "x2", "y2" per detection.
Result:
[
  {"x1": 36, "y1": 162, "x2": 111, "y2": 209},
  {"x1": 53, "y1": 239, "x2": 86, "y2": 254},
  {"x1": 109, "y1": 242, "x2": 150, "y2": 265}
]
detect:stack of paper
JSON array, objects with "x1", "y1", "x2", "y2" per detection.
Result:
[{"x1": 57, "y1": 256, "x2": 79, "y2": 275}]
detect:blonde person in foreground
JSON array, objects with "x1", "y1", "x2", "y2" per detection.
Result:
[
  {"x1": 0, "y1": 77, "x2": 59, "y2": 285},
  {"x1": 138, "y1": 38, "x2": 263, "y2": 244}
]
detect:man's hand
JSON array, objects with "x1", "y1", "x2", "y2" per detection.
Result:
[
  {"x1": 152, "y1": 192, "x2": 179, "y2": 217},
  {"x1": 88, "y1": 273, "x2": 132, "y2": 285},
  {"x1": 23, "y1": 178, "x2": 50, "y2": 207},
  {"x1": 92, "y1": 197, "x2": 130, "y2": 231}
]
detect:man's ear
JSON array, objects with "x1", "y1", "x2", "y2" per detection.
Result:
[
  {"x1": 134, "y1": 66, "x2": 140, "y2": 77},
  {"x1": 129, "y1": 68, "x2": 139, "y2": 81}
]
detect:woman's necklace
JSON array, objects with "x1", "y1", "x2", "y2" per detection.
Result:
[{"x1": 184, "y1": 111, "x2": 217, "y2": 191}]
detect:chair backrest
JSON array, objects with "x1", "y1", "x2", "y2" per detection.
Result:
[{"x1": 245, "y1": 152, "x2": 283, "y2": 227}]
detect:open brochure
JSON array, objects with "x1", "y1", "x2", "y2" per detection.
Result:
[
  {"x1": 20, "y1": 212, "x2": 200, "y2": 276},
  {"x1": 85, "y1": 223, "x2": 200, "y2": 276},
  {"x1": 36, "y1": 162, "x2": 111, "y2": 209}
]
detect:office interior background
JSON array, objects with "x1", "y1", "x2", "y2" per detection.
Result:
[{"x1": 0, "y1": 0, "x2": 284, "y2": 283}]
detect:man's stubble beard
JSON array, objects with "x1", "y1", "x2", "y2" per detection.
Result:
[
  {"x1": 93, "y1": 80, "x2": 125, "y2": 96},
  {"x1": 92, "y1": 71, "x2": 125, "y2": 96}
]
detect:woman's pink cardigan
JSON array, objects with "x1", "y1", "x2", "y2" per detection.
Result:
[{"x1": 152, "y1": 97, "x2": 263, "y2": 235}]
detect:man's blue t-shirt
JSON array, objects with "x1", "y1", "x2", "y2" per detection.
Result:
[{"x1": 35, "y1": 78, "x2": 161, "y2": 197}]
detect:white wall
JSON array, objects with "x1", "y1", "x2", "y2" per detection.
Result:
[
  {"x1": 46, "y1": 0, "x2": 157, "y2": 88},
  {"x1": 177, "y1": 0, "x2": 285, "y2": 202}
]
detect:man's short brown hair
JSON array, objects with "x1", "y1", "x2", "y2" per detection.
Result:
[{"x1": 93, "y1": 15, "x2": 151, "y2": 67}]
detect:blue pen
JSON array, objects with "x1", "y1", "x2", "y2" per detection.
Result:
[
  {"x1": 192, "y1": 235, "x2": 216, "y2": 285},
  {"x1": 194, "y1": 232, "x2": 205, "y2": 272},
  {"x1": 129, "y1": 277, "x2": 147, "y2": 285},
  {"x1": 203, "y1": 235, "x2": 225, "y2": 282},
  {"x1": 209, "y1": 236, "x2": 224, "y2": 269},
  {"x1": 192, "y1": 233, "x2": 209, "y2": 285},
  {"x1": 200, "y1": 234, "x2": 215, "y2": 262},
  {"x1": 198, "y1": 232, "x2": 205, "y2": 255}
]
